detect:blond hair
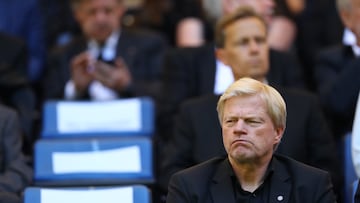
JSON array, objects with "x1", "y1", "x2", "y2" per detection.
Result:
[{"x1": 217, "y1": 77, "x2": 286, "y2": 129}]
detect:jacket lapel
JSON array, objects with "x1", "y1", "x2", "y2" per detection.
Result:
[
  {"x1": 210, "y1": 159, "x2": 236, "y2": 203},
  {"x1": 269, "y1": 157, "x2": 292, "y2": 203},
  {"x1": 116, "y1": 30, "x2": 137, "y2": 67}
]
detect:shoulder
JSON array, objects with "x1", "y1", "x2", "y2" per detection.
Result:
[
  {"x1": 0, "y1": 105, "x2": 16, "y2": 116},
  {"x1": 122, "y1": 28, "x2": 166, "y2": 45},
  {"x1": 0, "y1": 105, "x2": 18, "y2": 126},
  {"x1": 274, "y1": 154, "x2": 331, "y2": 180},
  {"x1": 279, "y1": 88, "x2": 319, "y2": 106},
  {"x1": 273, "y1": 155, "x2": 336, "y2": 202},
  {"x1": 170, "y1": 156, "x2": 226, "y2": 183},
  {"x1": 165, "y1": 43, "x2": 214, "y2": 60},
  {"x1": 269, "y1": 49, "x2": 298, "y2": 63},
  {"x1": 49, "y1": 36, "x2": 86, "y2": 58},
  {"x1": 316, "y1": 44, "x2": 351, "y2": 64},
  {"x1": 180, "y1": 95, "x2": 219, "y2": 111},
  {"x1": 318, "y1": 44, "x2": 346, "y2": 57}
]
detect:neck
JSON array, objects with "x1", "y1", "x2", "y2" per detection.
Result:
[{"x1": 229, "y1": 156, "x2": 270, "y2": 192}]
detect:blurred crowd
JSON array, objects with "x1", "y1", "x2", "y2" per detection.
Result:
[{"x1": 0, "y1": 0, "x2": 359, "y2": 202}]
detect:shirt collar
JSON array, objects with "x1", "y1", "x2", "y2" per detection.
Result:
[
  {"x1": 227, "y1": 158, "x2": 275, "y2": 185},
  {"x1": 87, "y1": 30, "x2": 121, "y2": 60},
  {"x1": 342, "y1": 28, "x2": 360, "y2": 57}
]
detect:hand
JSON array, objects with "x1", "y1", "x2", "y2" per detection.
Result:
[
  {"x1": 70, "y1": 52, "x2": 94, "y2": 94},
  {"x1": 92, "y1": 57, "x2": 132, "y2": 91}
]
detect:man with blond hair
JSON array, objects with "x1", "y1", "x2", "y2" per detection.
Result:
[{"x1": 167, "y1": 77, "x2": 336, "y2": 202}]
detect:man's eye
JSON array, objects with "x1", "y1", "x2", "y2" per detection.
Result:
[
  {"x1": 225, "y1": 118, "x2": 237, "y2": 124},
  {"x1": 255, "y1": 37, "x2": 266, "y2": 44},
  {"x1": 247, "y1": 119, "x2": 261, "y2": 125},
  {"x1": 226, "y1": 119, "x2": 235, "y2": 123}
]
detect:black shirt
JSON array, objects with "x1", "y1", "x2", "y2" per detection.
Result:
[{"x1": 227, "y1": 159, "x2": 274, "y2": 203}]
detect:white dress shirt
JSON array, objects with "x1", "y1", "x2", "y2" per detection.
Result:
[
  {"x1": 352, "y1": 92, "x2": 360, "y2": 177},
  {"x1": 343, "y1": 28, "x2": 360, "y2": 57},
  {"x1": 213, "y1": 59, "x2": 234, "y2": 95}
]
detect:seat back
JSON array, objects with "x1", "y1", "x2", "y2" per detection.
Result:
[
  {"x1": 24, "y1": 185, "x2": 150, "y2": 203},
  {"x1": 34, "y1": 137, "x2": 153, "y2": 186},
  {"x1": 42, "y1": 97, "x2": 154, "y2": 138}
]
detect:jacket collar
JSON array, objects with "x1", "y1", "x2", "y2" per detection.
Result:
[
  {"x1": 268, "y1": 157, "x2": 292, "y2": 203},
  {"x1": 210, "y1": 156, "x2": 292, "y2": 203},
  {"x1": 210, "y1": 158, "x2": 236, "y2": 203}
]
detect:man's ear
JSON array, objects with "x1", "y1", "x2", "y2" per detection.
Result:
[
  {"x1": 73, "y1": 9, "x2": 84, "y2": 24},
  {"x1": 215, "y1": 48, "x2": 229, "y2": 66},
  {"x1": 339, "y1": 10, "x2": 351, "y2": 29},
  {"x1": 274, "y1": 127, "x2": 284, "y2": 144}
]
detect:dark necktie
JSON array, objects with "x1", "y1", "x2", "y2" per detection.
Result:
[{"x1": 97, "y1": 49, "x2": 115, "y2": 65}]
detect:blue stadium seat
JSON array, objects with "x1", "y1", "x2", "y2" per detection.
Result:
[
  {"x1": 41, "y1": 97, "x2": 154, "y2": 138},
  {"x1": 34, "y1": 137, "x2": 153, "y2": 186},
  {"x1": 24, "y1": 185, "x2": 151, "y2": 203}
]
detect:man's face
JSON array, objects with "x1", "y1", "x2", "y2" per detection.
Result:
[
  {"x1": 74, "y1": 0, "x2": 124, "y2": 43},
  {"x1": 216, "y1": 17, "x2": 269, "y2": 81},
  {"x1": 221, "y1": 95, "x2": 283, "y2": 164},
  {"x1": 222, "y1": 0, "x2": 275, "y2": 23}
]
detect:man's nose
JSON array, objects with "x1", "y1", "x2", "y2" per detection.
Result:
[
  {"x1": 94, "y1": 10, "x2": 107, "y2": 22},
  {"x1": 234, "y1": 119, "x2": 247, "y2": 133},
  {"x1": 249, "y1": 40, "x2": 260, "y2": 53}
]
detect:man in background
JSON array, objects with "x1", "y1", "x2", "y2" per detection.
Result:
[{"x1": 44, "y1": 0, "x2": 167, "y2": 102}]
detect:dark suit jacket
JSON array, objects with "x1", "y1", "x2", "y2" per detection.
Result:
[
  {"x1": 0, "y1": 105, "x2": 32, "y2": 196},
  {"x1": 0, "y1": 32, "x2": 35, "y2": 147},
  {"x1": 167, "y1": 155, "x2": 336, "y2": 203},
  {"x1": 44, "y1": 28, "x2": 167, "y2": 101},
  {"x1": 0, "y1": 32, "x2": 28, "y2": 88},
  {"x1": 315, "y1": 45, "x2": 360, "y2": 136},
  {"x1": 158, "y1": 44, "x2": 305, "y2": 140},
  {"x1": 159, "y1": 88, "x2": 342, "y2": 195}
]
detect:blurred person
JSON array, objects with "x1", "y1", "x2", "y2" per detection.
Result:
[
  {"x1": 157, "y1": 0, "x2": 305, "y2": 143},
  {"x1": 0, "y1": 105, "x2": 33, "y2": 203},
  {"x1": 0, "y1": 32, "x2": 36, "y2": 153},
  {"x1": 314, "y1": 0, "x2": 360, "y2": 137},
  {"x1": 129, "y1": 0, "x2": 206, "y2": 46},
  {"x1": 160, "y1": 6, "x2": 342, "y2": 201},
  {"x1": 295, "y1": 0, "x2": 344, "y2": 90},
  {"x1": 166, "y1": 77, "x2": 337, "y2": 203},
  {"x1": 176, "y1": 0, "x2": 298, "y2": 51},
  {"x1": 40, "y1": 0, "x2": 80, "y2": 49},
  {"x1": 352, "y1": 92, "x2": 360, "y2": 177},
  {"x1": 0, "y1": 0, "x2": 46, "y2": 84},
  {"x1": 44, "y1": 0, "x2": 167, "y2": 101}
]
